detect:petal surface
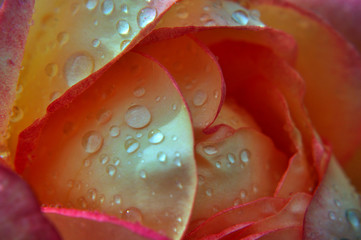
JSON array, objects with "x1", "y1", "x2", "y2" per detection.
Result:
[{"x1": 15, "y1": 52, "x2": 196, "y2": 239}]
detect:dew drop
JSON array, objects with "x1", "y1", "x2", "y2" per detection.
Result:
[
  {"x1": 124, "y1": 138, "x2": 140, "y2": 153},
  {"x1": 334, "y1": 199, "x2": 341, "y2": 207},
  {"x1": 133, "y1": 87, "x2": 145, "y2": 97},
  {"x1": 123, "y1": 207, "x2": 143, "y2": 223},
  {"x1": 120, "y1": 40, "x2": 130, "y2": 51},
  {"x1": 176, "y1": 181, "x2": 183, "y2": 190},
  {"x1": 10, "y1": 106, "x2": 24, "y2": 122},
  {"x1": 120, "y1": 4, "x2": 128, "y2": 13},
  {"x1": 148, "y1": 129, "x2": 164, "y2": 144},
  {"x1": 99, "y1": 154, "x2": 109, "y2": 164},
  {"x1": 137, "y1": 7, "x2": 157, "y2": 28},
  {"x1": 346, "y1": 209, "x2": 361, "y2": 230},
  {"x1": 106, "y1": 165, "x2": 117, "y2": 176},
  {"x1": 157, "y1": 151, "x2": 167, "y2": 163},
  {"x1": 92, "y1": 39, "x2": 100, "y2": 48},
  {"x1": 328, "y1": 211, "x2": 337, "y2": 221},
  {"x1": 174, "y1": 157, "x2": 182, "y2": 167},
  {"x1": 114, "y1": 194, "x2": 122, "y2": 205},
  {"x1": 88, "y1": 188, "x2": 97, "y2": 201},
  {"x1": 206, "y1": 188, "x2": 213, "y2": 197},
  {"x1": 203, "y1": 145, "x2": 218, "y2": 155},
  {"x1": 139, "y1": 170, "x2": 147, "y2": 179},
  {"x1": 227, "y1": 153, "x2": 236, "y2": 164},
  {"x1": 215, "y1": 161, "x2": 221, "y2": 168},
  {"x1": 101, "y1": 0, "x2": 114, "y2": 15},
  {"x1": 125, "y1": 105, "x2": 151, "y2": 129},
  {"x1": 192, "y1": 90, "x2": 208, "y2": 107},
  {"x1": 57, "y1": 32, "x2": 69, "y2": 45},
  {"x1": 198, "y1": 175, "x2": 205, "y2": 185},
  {"x1": 232, "y1": 9, "x2": 249, "y2": 25},
  {"x1": 78, "y1": 197, "x2": 88, "y2": 208},
  {"x1": 82, "y1": 131, "x2": 103, "y2": 153},
  {"x1": 96, "y1": 109, "x2": 112, "y2": 124},
  {"x1": 116, "y1": 20, "x2": 130, "y2": 35},
  {"x1": 233, "y1": 198, "x2": 242, "y2": 206},
  {"x1": 176, "y1": 6, "x2": 189, "y2": 19},
  {"x1": 85, "y1": 0, "x2": 98, "y2": 10},
  {"x1": 83, "y1": 157, "x2": 91, "y2": 167},
  {"x1": 64, "y1": 53, "x2": 95, "y2": 87},
  {"x1": 240, "y1": 190, "x2": 247, "y2": 199},
  {"x1": 240, "y1": 149, "x2": 250, "y2": 163},
  {"x1": 99, "y1": 195, "x2": 105, "y2": 204},
  {"x1": 109, "y1": 125, "x2": 120, "y2": 137},
  {"x1": 45, "y1": 63, "x2": 58, "y2": 77}
]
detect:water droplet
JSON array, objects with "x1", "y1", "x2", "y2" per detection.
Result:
[
  {"x1": 137, "y1": 7, "x2": 157, "y2": 28},
  {"x1": 114, "y1": 194, "x2": 122, "y2": 204},
  {"x1": 101, "y1": 0, "x2": 114, "y2": 15},
  {"x1": 148, "y1": 129, "x2": 164, "y2": 144},
  {"x1": 157, "y1": 151, "x2": 167, "y2": 163},
  {"x1": 334, "y1": 199, "x2": 341, "y2": 207},
  {"x1": 346, "y1": 209, "x2": 361, "y2": 230},
  {"x1": 92, "y1": 39, "x2": 100, "y2": 47},
  {"x1": 176, "y1": 6, "x2": 189, "y2": 19},
  {"x1": 172, "y1": 135, "x2": 178, "y2": 141},
  {"x1": 176, "y1": 181, "x2": 183, "y2": 190},
  {"x1": 232, "y1": 9, "x2": 249, "y2": 25},
  {"x1": 192, "y1": 90, "x2": 208, "y2": 107},
  {"x1": 240, "y1": 190, "x2": 247, "y2": 199},
  {"x1": 136, "y1": 132, "x2": 143, "y2": 138},
  {"x1": 139, "y1": 170, "x2": 147, "y2": 179},
  {"x1": 123, "y1": 207, "x2": 143, "y2": 223},
  {"x1": 120, "y1": 4, "x2": 128, "y2": 13},
  {"x1": 106, "y1": 165, "x2": 117, "y2": 176},
  {"x1": 206, "y1": 188, "x2": 213, "y2": 197},
  {"x1": 88, "y1": 188, "x2": 97, "y2": 201},
  {"x1": 113, "y1": 157, "x2": 121, "y2": 166},
  {"x1": 200, "y1": 13, "x2": 209, "y2": 22},
  {"x1": 83, "y1": 157, "x2": 91, "y2": 167},
  {"x1": 203, "y1": 145, "x2": 218, "y2": 155},
  {"x1": 198, "y1": 175, "x2": 205, "y2": 185},
  {"x1": 45, "y1": 63, "x2": 58, "y2": 77},
  {"x1": 120, "y1": 40, "x2": 130, "y2": 51},
  {"x1": 99, "y1": 154, "x2": 109, "y2": 164},
  {"x1": 85, "y1": 0, "x2": 98, "y2": 10},
  {"x1": 124, "y1": 138, "x2": 140, "y2": 153},
  {"x1": 227, "y1": 153, "x2": 236, "y2": 164},
  {"x1": 57, "y1": 32, "x2": 69, "y2": 45},
  {"x1": 125, "y1": 105, "x2": 151, "y2": 129},
  {"x1": 240, "y1": 149, "x2": 250, "y2": 163},
  {"x1": 328, "y1": 211, "x2": 337, "y2": 221},
  {"x1": 174, "y1": 157, "x2": 182, "y2": 167},
  {"x1": 71, "y1": 3, "x2": 80, "y2": 15},
  {"x1": 96, "y1": 109, "x2": 112, "y2": 124},
  {"x1": 10, "y1": 106, "x2": 23, "y2": 122},
  {"x1": 215, "y1": 161, "x2": 221, "y2": 168},
  {"x1": 233, "y1": 198, "x2": 242, "y2": 206},
  {"x1": 64, "y1": 53, "x2": 95, "y2": 87},
  {"x1": 82, "y1": 131, "x2": 103, "y2": 153},
  {"x1": 116, "y1": 20, "x2": 130, "y2": 35},
  {"x1": 78, "y1": 197, "x2": 88, "y2": 208},
  {"x1": 133, "y1": 87, "x2": 145, "y2": 97},
  {"x1": 109, "y1": 125, "x2": 120, "y2": 137}
]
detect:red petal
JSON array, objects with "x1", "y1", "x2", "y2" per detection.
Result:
[
  {"x1": 304, "y1": 158, "x2": 361, "y2": 239},
  {"x1": 240, "y1": 226, "x2": 302, "y2": 240},
  {"x1": 0, "y1": 165, "x2": 60, "y2": 239},
  {"x1": 44, "y1": 208, "x2": 169, "y2": 240},
  {"x1": 15, "y1": 52, "x2": 197, "y2": 239}
]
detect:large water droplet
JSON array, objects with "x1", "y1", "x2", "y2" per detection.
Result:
[
  {"x1": 85, "y1": 0, "x2": 98, "y2": 10},
  {"x1": 109, "y1": 125, "x2": 120, "y2": 137},
  {"x1": 123, "y1": 207, "x2": 143, "y2": 223},
  {"x1": 106, "y1": 165, "x2": 117, "y2": 176},
  {"x1": 125, "y1": 105, "x2": 151, "y2": 129},
  {"x1": 64, "y1": 53, "x2": 94, "y2": 87},
  {"x1": 101, "y1": 0, "x2": 114, "y2": 15},
  {"x1": 116, "y1": 20, "x2": 130, "y2": 35},
  {"x1": 148, "y1": 129, "x2": 164, "y2": 144},
  {"x1": 157, "y1": 151, "x2": 167, "y2": 163},
  {"x1": 45, "y1": 63, "x2": 58, "y2": 77},
  {"x1": 137, "y1": 7, "x2": 157, "y2": 28},
  {"x1": 232, "y1": 9, "x2": 249, "y2": 25},
  {"x1": 124, "y1": 138, "x2": 140, "y2": 153},
  {"x1": 203, "y1": 145, "x2": 218, "y2": 155},
  {"x1": 82, "y1": 131, "x2": 103, "y2": 153},
  {"x1": 240, "y1": 149, "x2": 250, "y2": 163},
  {"x1": 192, "y1": 90, "x2": 207, "y2": 106},
  {"x1": 346, "y1": 209, "x2": 361, "y2": 230}
]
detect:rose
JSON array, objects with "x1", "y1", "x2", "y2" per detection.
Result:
[{"x1": 1, "y1": 0, "x2": 361, "y2": 239}]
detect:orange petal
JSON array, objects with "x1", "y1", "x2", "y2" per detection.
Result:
[
  {"x1": 15, "y1": 52, "x2": 197, "y2": 239},
  {"x1": 136, "y1": 34, "x2": 224, "y2": 133},
  {"x1": 254, "y1": 2, "x2": 361, "y2": 164},
  {"x1": 7, "y1": 0, "x2": 178, "y2": 163},
  {"x1": 44, "y1": 208, "x2": 169, "y2": 240},
  {"x1": 189, "y1": 125, "x2": 287, "y2": 230}
]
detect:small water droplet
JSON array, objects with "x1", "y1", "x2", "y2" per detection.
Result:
[
  {"x1": 227, "y1": 153, "x2": 236, "y2": 164},
  {"x1": 232, "y1": 9, "x2": 249, "y2": 25},
  {"x1": 198, "y1": 175, "x2": 205, "y2": 185},
  {"x1": 200, "y1": 13, "x2": 209, "y2": 22},
  {"x1": 124, "y1": 138, "x2": 140, "y2": 153},
  {"x1": 78, "y1": 197, "x2": 88, "y2": 208},
  {"x1": 114, "y1": 194, "x2": 122, "y2": 204},
  {"x1": 346, "y1": 209, "x2": 361, "y2": 230},
  {"x1": 45, "y1": 63, "x2": 58, "y2": 77},
  {"x1": 116, "y1": 20, "x2": 130, "y2": 35},
  {"x1": 83, "y1": 157, "x2": 91, "y2": 167},
  {"x1": 240, "y1": 190, "x2": 247, "y2": 199},
  {"x1": 240, "y1": 149, "x2": 250, "y2": 163},
  {"x1": 172, "y1": 104, "x2": 177, "y2": 111},
  {"x1": 139, "y1": 170, "x2": 147, "y2": 179},
  {"x1": 133, "y1": 87, "x2": 145, "y2": 97},
  {"x1": 82, "y1": 131, "x2": 103, "y2": 153},
  {"x1": 174, "y1": 157, "x2": 182, "y2": 167},
  {"x1": 148, "y1": 129, "x2": 164, "y2": 144},
  {"x1": 172, "y1": 135, "x2": 178, "y2": 141},
  {"x1": 123, "y1": 207, "x2": 143, "y2": 223},
  {"x1": 109, "y1": 125, "x2": 120, "y2": 137},
  {"x1": 101, "y1": 0, "x2": 114, "y2": 15},
  {"x1": 71, "y1": 3, "x2": 80, "y2": 15},
  {"x1": 137, "y1": 7, "x2": 157, "y2": 28},
  {"x1": 67, "y1": 180, "x2": 74, "y2": 188},
  {"x1": 120, "y1": 4, "x2": 128, "y2": 13},
  {"x1": 64, "y1": 53, "x2": 95, "y2": 87},
  {"x1": 334, "y1": 199, "x2": 341, "y2": 207},
  {"x1": 206, "y1": 188, "x2": 213, "y2": 197},
  {"x1": 125, "y1": 105, "x2": 151, "y2": 129},
  {"x1": 88, "y1": 188, "x2": 97, "y2": 201},
  {"x1": 233, "y1": 198, "x2": 242, "y2": 206},
  {"x1": 203, "y1": 145, "x2": 218, "y2": 155},
  {"x1": 57, "y1": 32, "x2": 69, "y2": 45},
  {"x1": 92, "y1": 39, "x2": 100, "y2": 47},
  {"x1": 96, "y1": 109, "x2": 112, "y2": 124},
  {"x1": 176, "y1": 6, "x2": 189, "y2": 19},
  {"x1": 176, "y1": 181, "x2": 183, "y2": 190},
  {"x1": 10, "y1": 106, "x2": 24, "y2": 122},
  {"x1": 215, "y1": 161, "x2": 221, "y2": 168},
  {"x1": 99, "y1": 154, "x2": 109, "y2": 164},
  {"x1": 113, "y1": 157, "x2": 120, "y2": 166},
  {"x1": 106, "y1": 165, "x2": 117, "y2": 176},
  {"x1": 328, "y1": 211, "x2": 337, "y2": 221},
  {"x1": 120, "y1": 40, "x2": 130, "y2": 51},
  {"x1": 192, "y1": 90, "x2": 208, "y2": 107},
  {"x1": 85, "y1": 0, "x2": 98, "y2": 10},
  {"x1": 157, "y1": 152, "x2": 167, "y2": 163}
]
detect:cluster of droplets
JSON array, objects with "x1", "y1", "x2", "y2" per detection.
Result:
[{"x1": 203, "y1": 144, "x2": 250, "y2": 169}]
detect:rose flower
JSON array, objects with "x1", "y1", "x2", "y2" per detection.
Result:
[{"x1": 1, "y1": 0, "x2": 361, "y2": 239}]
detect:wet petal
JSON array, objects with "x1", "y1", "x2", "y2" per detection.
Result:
[
  {"x1": 44, "y1": 208, "x2": 169, "y2": 240},
  {"x1": 15, "y1": 52, "x2": 197, "y2": 239},
  {"x1": 240, "y1": 226, "x2": 302, "y2": 240},
  {"x1": 0, "y1": 165, "x2": 60, "y2": 239}
]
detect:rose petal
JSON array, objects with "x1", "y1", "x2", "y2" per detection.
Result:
[
  {"x1": 15, "y1": 52, "x2": 197, "y2": 239},
  {"x1": 254, "y1": 2, "x2": 361, "y2": 164},
  {"x1": 304, "y1": 158, "x2": 361, "y2": 239},
  {"x1": 240, "y1": 226, "x2": 302, "y2": 240},
  {"x1": 0, "y1": 165, "x2": 60, "y2": 239},
  {"x1": 136, "y1": 34, "x2": 224, "y2": 133},
  {"x1": 190, "y1": 125, "x2": 287, "y2": 231},
  {"x1": 7, "y1": 0, "x2": 178, "y2": 162},
  {"x1": 43, "y1": 208, "x2": 169, "y2": 240},
  {"x1": 0, "y1": 0, "x2": 33, "y2": 148}
]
